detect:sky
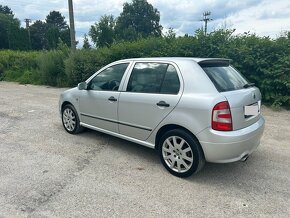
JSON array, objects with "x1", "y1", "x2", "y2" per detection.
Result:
[{"x1": 1, "y1": 0, "x2": 290, "y2": 47}]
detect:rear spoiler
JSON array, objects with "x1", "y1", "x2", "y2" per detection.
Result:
[{"x1": 198, "y1": 59, "x2": 231, "y2": 67}]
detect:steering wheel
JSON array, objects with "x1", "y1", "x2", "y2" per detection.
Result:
[{"x1": 108, "y1": 80, "x2": 120, "y2": 91}]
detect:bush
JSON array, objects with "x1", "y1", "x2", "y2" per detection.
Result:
[
  {"x1": 17, "y1": 70, "x2": 41, "y2": 85},
  {"x1": 0, "y1": 63, "x2": 5, "y2": 80},
  {"x1": 0, "y1": 50, "x2": 39, "y2": 71},
  {"x1": 65, "y1": 49, "x2": 107, "y2": 86},
  {"x1": 0, "y1": 50, "x2": 41, "y2": 83},
  {"x1": 37, "y1": 50, "x2": 68, "y2": 87}
]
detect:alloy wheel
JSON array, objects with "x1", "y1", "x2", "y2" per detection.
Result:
[
  {"x1": 62, "y1": 108, "x2": 76, "y2": 132},
  {"x1": 162, "y1": 136, "x2": 194, "y2": 173}
]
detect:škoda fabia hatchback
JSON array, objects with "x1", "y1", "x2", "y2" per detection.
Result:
[{"x1": 59, "y1": 57, "x2": 265, "y2": 177}]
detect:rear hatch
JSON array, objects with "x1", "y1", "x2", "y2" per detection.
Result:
[{"x1": 199, "y1": 59, "x2": 262, "y2": 130}]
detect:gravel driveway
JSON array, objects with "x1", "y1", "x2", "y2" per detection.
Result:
[{"x1": 0, "y1": 81, "x2": 289, "y2": 217}]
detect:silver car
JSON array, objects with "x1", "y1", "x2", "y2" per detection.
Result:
[{"x1": 59, "y1": 57, "x2": 265, "y2": 177}]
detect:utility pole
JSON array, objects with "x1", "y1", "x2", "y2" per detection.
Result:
[
  {"x1": 7, "y1": 26, "x2": 11, "y2": 49},
  {"x1": 24, "y1": 18, "x2": 31, "y2": 29},
  {"x1": 24, "y1": 18, "x2": 31, "y2": 49},
  {"x1": 68, "y1": 0, "x2": 76, "y2": 50},
  {"x1": 200, "y1": 11, "x2": 212, "y2": 36}
]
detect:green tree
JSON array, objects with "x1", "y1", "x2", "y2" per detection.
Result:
[
  {"x1": 83, "y1": 34, "x2": 91, "y2": 49},
  {"x1": 118, "y1": 25, "x2": 139, "y2": 41},
  {"x1": 0, "y1": 5, "x2": 13, "y2": 16},
  {"x1": 0, "y1": 5, "x2": 15, "y2": 49},
  {"x1": 59, "y1": 28, "x2": 71, "y2": 47},
  {"x1": 9, "y1": 25, "x2": 30, "y2": 50},
  {"x1": 45, "y1": 11, "x2": 70, "y2": 49},
  {"x1": 165, "y1": 27, "x2": 176, "y2": 39},
  {"x1": 0, "y1": 13, "x2": 13, "y2": 49},
  {"x1": 0, "y1": 5, "x2": 29, "y2": 50},
  {"x1": 115, "y1": 0, "x2": 162, "y2": 41},
  {"x1": 89, "y1": 15, "x2": 115, "y2": 47},
  {"x1": 30, "y1": 20, "x2": 49, "y2": 50},
  {"x1": 46, "y1": 11, "x2": 67, "y2": 31}
]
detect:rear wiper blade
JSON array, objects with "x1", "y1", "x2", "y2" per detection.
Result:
[{"x1": 243, "y1": 83, "x2": 255, "y2": 88}]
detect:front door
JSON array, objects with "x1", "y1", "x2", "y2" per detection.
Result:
[{"x1": 79, "y1": 63, "x2": 129, "y2": 133}]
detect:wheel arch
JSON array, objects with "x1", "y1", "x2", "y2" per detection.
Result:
[
  {"x1": 61, "y1": 101, "x2": 73, "y2": 112},
  {"x1": 155, "y1": 124, "x2": 203, "y2": 155}
]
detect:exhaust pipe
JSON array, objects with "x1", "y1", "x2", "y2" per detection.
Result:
[{"x1": 241, "y1": 154, "x2": 249, "y2": 162}]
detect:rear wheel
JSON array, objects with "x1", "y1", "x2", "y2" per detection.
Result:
[
  {"x1": 62, "y1": 104, "x2": 84, "y2": 134},
  {"x1": 158, "y1": 129, "x2": 205, "y2": 177}
]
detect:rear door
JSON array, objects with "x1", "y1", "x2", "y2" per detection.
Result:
[
  {"x1": 118, "y1": 62, "x2": 183, "y2": 140},
  {"x1": 200, "y1": 60, "x2": 262, "y2": 130}
]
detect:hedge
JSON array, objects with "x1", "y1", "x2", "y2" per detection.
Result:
[{"x1": 0, "y1": 29, "x2": 289, "y2": 108}]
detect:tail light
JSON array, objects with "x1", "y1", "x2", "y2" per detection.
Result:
[{"x1": 212, "y1": 101, "x2": 233, "y2": 131}]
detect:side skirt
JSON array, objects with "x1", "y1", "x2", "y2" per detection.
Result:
[{"x1": 80, "y1": 122, "x2": 155, "y2": 149}]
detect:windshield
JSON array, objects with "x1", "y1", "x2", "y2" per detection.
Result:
[{"x1": 201, "y1": 65, "x2": 249, "y2": 92}]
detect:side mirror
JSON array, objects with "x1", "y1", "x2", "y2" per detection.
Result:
[{"x1": 78, "y1": 82, "x2": 87, "y2": 90}]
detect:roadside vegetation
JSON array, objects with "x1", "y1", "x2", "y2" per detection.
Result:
[{"x1": 0, "y1": 1, "x2": 289, "y2": 108}]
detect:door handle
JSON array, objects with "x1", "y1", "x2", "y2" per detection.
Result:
[
  {"x1": 156, "y1": 101, "x2": 170, "y2": 107},
  {"x1": 108, "y1": 96, "x2": 117, "y2": 102}
]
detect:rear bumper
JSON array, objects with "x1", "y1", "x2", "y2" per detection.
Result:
[{"x1": 197, "y1": 117, "x2": 265, "y2": 163}]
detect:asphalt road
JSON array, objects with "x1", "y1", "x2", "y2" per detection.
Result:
[{"x1": 0, "y1": 82, "x2": 289, "y2": 217}]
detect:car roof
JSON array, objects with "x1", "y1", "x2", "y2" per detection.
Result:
[{"x1": 117, "y1": 57, "x2": 231, "y2": 63}]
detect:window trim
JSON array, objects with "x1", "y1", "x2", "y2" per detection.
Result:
[{"x1": 122, "y1": 61, "x2": 182, "y2": 95}]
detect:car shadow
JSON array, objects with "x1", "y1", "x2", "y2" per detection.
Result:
[
  {"x1": 78, "y1": 129, "x2": 263, "y2": 186},
  {"x1": 79, "y1": 129, "x2": 160, "y2": 163},
  {"x1": 185, "y1": 152, "x2": 268, "y2": 193}
]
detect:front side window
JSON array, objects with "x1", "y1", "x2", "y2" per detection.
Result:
[
  {"x1": 88, "y1": 63, "x2": 129, "y2": 91},
  {"x1": 127, "y1": 62, "x2": 180, "y2": 94}
]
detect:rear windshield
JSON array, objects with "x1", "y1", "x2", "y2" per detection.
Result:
[{"x1": 201, "y1": 64, "x2": 248, "y2": 92}]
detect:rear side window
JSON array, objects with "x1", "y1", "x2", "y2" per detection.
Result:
[
  {"x1": 127, "y1": 62, "x2": 180, "y2": 94},
  {"x1": 201, "y1": 64, "x2": 248, "y2": 92},
  {"x1": 160, "y1": 65, "x2": 180, "y2": 94}
]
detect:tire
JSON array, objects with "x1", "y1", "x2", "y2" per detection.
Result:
[
  {"x1": 158, "y1": 129, "x2": 205, "y2": 177},
  {"x1": 61, "y1": 104, "x2": 84, "y2": 134}
]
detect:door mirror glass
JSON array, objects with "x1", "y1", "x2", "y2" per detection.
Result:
[{"x1": 78, "y1": 82, "x2": 87, "y2": 90}]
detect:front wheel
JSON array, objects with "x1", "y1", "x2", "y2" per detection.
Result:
[
  {"x1": 158, "y1": 129, "x2": 205, "y2": 177},
  {"x1": 62, "y1": 104, "x2": 84, "y2": 134}
]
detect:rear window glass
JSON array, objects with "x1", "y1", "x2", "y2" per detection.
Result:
[{"x1": 201, "y1": 65, "x2": 248, "y2": 92}]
